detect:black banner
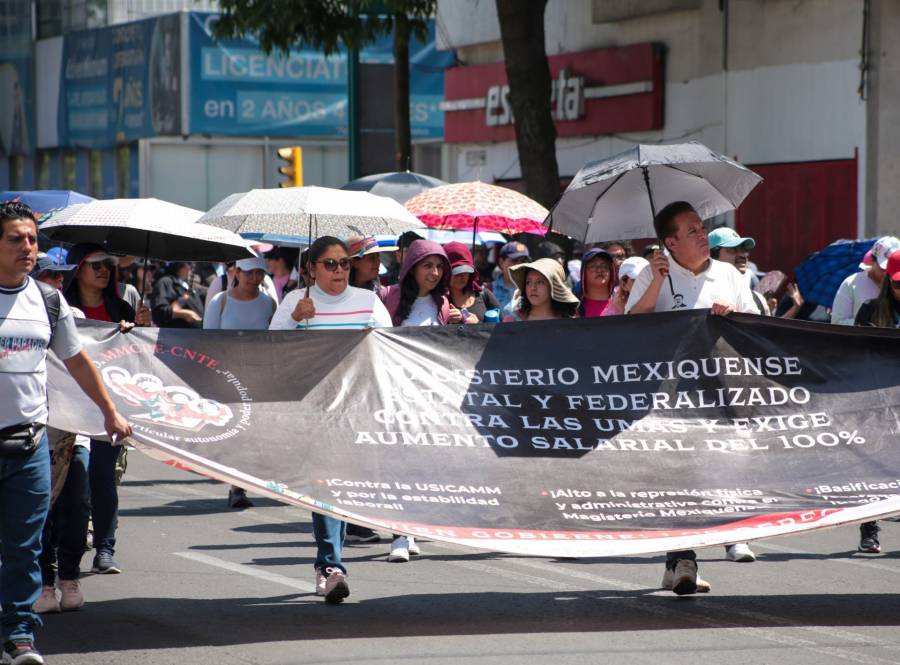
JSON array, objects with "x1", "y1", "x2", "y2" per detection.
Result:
[{"x1": 48, "y1": 311, "x2": 900, "y2": 556}]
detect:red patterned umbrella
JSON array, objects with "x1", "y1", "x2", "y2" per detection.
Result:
[{"x1": 404, "y1": 181, "x2": 548, "y2": 235}]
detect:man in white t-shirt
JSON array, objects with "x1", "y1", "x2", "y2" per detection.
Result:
[
  {"x1": 830, "y1": 236, "x2": 900, "y2": 326},
  {"x1": 0, "y1": 202, "x2": 132, "y2": 665},
  {"x1": 625, "y1": 201, "x2": 758, "y2": 597}
]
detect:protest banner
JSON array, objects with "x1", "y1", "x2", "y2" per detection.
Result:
[{"x1": 48, "y1": 311, "x2": 900, "y2": 556}]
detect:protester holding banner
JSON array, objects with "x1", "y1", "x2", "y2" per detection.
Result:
[
  {"x1": 444, "y1": 241, "x2": 499, "y2": 323},
  {"x1": 625, "y1": 201, "x2": 759, "y2": 595},
  {"x1": 269, "y1": 236, "x2": 391, "y2": 603},
  {"x1": 504, "y1": 258, "x2": 579, "y2": 322},
  {"x1": 63, "y1": 243, "x2": 150, "y2": 577},
  {"x1": 601, "y1": 256, "x2": 648, "y2": 317},
  {"x1": 381, "y1": 239, "x2": 451, "y2": 328},
  {"x1": 204, "y1": 256, "x2": 277, "y2": 510},
  {"x1": 577, "y1": 247, "x2": 615, "y2": 318},
  {"x1": 850, "y1": 248, "x2": 900, "y2": 553},
  {"x1": 831, "y1": 236, "x2": 900, "y2": 326},
  {"x1": 0, "y1": 202, "x2": 132, "y2": 665},
  {"x1": 380, "y1": 239, "x2": 453, "y2": 561}
]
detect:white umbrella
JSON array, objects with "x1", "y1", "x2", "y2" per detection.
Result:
[
  {"x1": 197, "y1": 186, "x2": 427, "y2": 241},
  {"x1": 547, "y1": 142, "x2": 763, "y2": 243},
  {"x1": 39, "y1": 198, "x2": 256, "y2": 262}
]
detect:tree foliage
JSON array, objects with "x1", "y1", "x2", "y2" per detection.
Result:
[{"x1": 213, "y1": 0, "x2": 434, "y2": 56}]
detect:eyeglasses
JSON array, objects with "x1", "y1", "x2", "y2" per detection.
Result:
[
  {"x1": 87, "y1": 260, "x2": 115, "y2": 272},
  {"x1": 314, "y1": 258, "x2": 351, "y2": 272}
]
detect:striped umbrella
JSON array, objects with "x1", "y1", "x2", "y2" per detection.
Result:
[{"x1": 404, "y1": 181, "x2": 549, "y2": 236}]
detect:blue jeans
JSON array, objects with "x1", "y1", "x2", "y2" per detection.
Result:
[
  {"x1": 312, "y1": 514, "x2": 346, "y2": 574},
  {"x1": 40, "y1": 445, "x2": 90, "y2": 585},
  {"x1": 0, "y1": 429, "x2": 50, "y2": 642},
  {"x1": 89, "y1": 439, "x2": 120, "y2": 555}
]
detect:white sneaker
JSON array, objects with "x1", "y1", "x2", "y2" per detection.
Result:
[
  {"x1": 32, "y1": 586, "x2": 60, "y2": 614},
  {"x1": 57, "y1": 579, "x2": 84, "y2": 611},
  {"x1": 322, "y1": 569, "x2": 350, "y2": 604},
  {"x1": 407, "y1": 536, "x2": 420, "y2": 556},
  {"x1": 388, "y1": 536, "x2": 411, "y2": 562},
  {"x1": 725, "y1": 543, "x2": 756, "y2": 562},
  {"x1": 661, "y1": 560, "x2": 711, "y2": 595}
]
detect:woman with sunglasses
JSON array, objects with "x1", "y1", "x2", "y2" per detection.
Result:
[
  {"x1": 62, "y1": 243, "x2": 151, "y2": 578},
  {"x1": 852, "y1": 248, "x2": 900, "y2": 555},
  {"x1": 268, "y1": 237, "x2": 390, "y2": 604}
]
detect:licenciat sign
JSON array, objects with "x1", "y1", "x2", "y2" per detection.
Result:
[{"x1": 441, "y1": 43, "x2": 664, "y2": 143}]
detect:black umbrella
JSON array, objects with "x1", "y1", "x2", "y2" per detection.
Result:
[{"x1": 341, "y1": 170, "x2": 447, "y2": 204}]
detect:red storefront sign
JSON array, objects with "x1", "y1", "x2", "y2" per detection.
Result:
[{"x1": 441, "y1": 43, "x2": 664, "y2": 144}]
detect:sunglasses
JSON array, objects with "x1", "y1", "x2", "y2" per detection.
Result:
[
  {"x1": 314, "y1": 258, "x2": 351, "y2": 272},
  {"x1": 87, "y1": 260, "x2": 116, "y2": 272}
]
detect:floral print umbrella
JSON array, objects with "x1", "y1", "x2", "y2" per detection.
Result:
[{"x1": 404, "y1": 181, "x2": 548, "y2": 235}]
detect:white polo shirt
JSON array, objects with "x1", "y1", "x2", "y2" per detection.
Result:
[{"x1": 625, "y1": 256, "x2": 757, "y2": 314}]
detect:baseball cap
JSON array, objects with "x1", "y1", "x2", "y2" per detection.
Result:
[
  {"x1": 869, "y1": 236, "x2": 900, "y2": 270},
  {"x1": 708, "y1": 227, "x2": 756, "y2": 250},
  {"x1": 236, "y1": 257, "x2": 267, "y2": 272},
  {"x1": 887, "y1": 249, "x2": 900, "y2": 281},
  {"x1": 29, "y1": 252, "x2": 77, "y2": 278},
  {"x1": 618, "y1": 256, "x2": 649, "y2": 281},
  {"x1": 499, "y1": 241, "x2": 529, "y2": 260}
]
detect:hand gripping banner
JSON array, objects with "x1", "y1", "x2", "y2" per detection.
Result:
[{"x1": 47, "y1": 311, "x2": 900, "y2": 557}]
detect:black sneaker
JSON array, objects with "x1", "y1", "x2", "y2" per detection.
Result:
[
  {"x1": 2, "y1": 637, "x2": 45, "y2": 665},
  {"x1": 228, "y1": 486, "x2": 253, "y2": 509},
  {"x1": 91, "y1": 551, "x2": 122, "y2": 574},
  {"x1": 859, "y1": 522, "x2": 881, "y2": 553},
  {"x1": 345, "y1": 524, "x2": 380, "y2": 543}
]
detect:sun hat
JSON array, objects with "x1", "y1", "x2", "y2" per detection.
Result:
[
  {"x1": 509, "y1": 258, "x2": 579, "y2": 304},
  {"x1": 348, "y1": 234, "x2": 395, "y2": 258}
]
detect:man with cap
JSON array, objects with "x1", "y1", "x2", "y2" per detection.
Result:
[
  {"x1": 831, "y1": 236, "x2": 900, "y2": 326},
  {"x1": 491, "y1": 242, "x2": 530, "y2": 313},
  {"x1": 29, "y1": 253, "x2": 77, "y2": 294},
  {"x1": 0, "y1": 202, "x2": 132, "y2": 665},
  {"x1": 626, "y1": 201, "x2": 759, "y2": 596},
  {"x1": 708, "y1": 227, "x2": 769, "y2": 315}
]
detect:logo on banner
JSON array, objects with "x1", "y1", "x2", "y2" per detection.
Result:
[{"x1": 102, "y1": 366, "x2": 233, "y2": 432}]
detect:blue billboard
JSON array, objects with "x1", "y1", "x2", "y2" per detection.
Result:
[
  {"x1": 58, "y1": 14, "x2": 182, "y2": 148},
  {"x1": 188, "y1": 12, "x2": 450, "y2": 139}
]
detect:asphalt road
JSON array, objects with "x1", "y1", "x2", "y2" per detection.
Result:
[{"x1": 36, "y1": 451, "x2": 900, "y2": 665}]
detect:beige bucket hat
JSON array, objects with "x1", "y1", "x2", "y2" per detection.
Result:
[{"x1": 509, "y1": 258, "x2": 579, "y2": 305}]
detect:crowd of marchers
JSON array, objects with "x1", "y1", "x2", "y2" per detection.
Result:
[{"x1": 2, "y1": 198, "x2": 899, "y2": 663}]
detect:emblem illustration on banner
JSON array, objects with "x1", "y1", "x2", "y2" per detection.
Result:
[{"x1": 102, "y1": 366, "x2": 233, "y2": 431}]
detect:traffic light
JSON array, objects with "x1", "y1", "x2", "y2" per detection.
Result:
[{"x1": 277, "y1": 146, "x2": 303, "y2": 187}]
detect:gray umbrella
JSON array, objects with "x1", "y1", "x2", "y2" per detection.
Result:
[
  {"x1": 340, "y1": 170, "x2": 448, "y2": 204},
  {"x1": 546, "y1": 142, "x2": 763, "y2": 243},
  {"x1": 197, "y1": 186, "x2": 427, "y2": 241},
  {"x1": 38, "y1": 198, "x2": 256, "y2": 262}
]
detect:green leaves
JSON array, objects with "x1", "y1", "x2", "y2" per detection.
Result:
[{"x1": 213, "y1": 0, "x2": 435, "y2": 55}]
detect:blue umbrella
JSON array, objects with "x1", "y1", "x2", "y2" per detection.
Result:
[
  {"x1": 1, "y1": 190, "x2": 96, "y2": 219},
  {"x1": 794, "y1": 238, "x2": 877, "y2": 308}
]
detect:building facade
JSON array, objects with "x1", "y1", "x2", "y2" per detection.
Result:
[
  {"x1": 436, "y1": 0, "x2": 899, "y2": 273},
  {"x1": 1, "y1": 2, "x2": 449, "y2": 210}
]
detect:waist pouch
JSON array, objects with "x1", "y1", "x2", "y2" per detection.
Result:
[{"x1": 0, "y1": 423, "x2": 46, "y2": 459}]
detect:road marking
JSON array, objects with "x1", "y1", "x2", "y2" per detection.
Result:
[
  {"x1": 173, "y1": 551, "x2": 316, "y2": 593},
  {"x1": 754, "y1": 541, "x2": 900, "y2": 576}
]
